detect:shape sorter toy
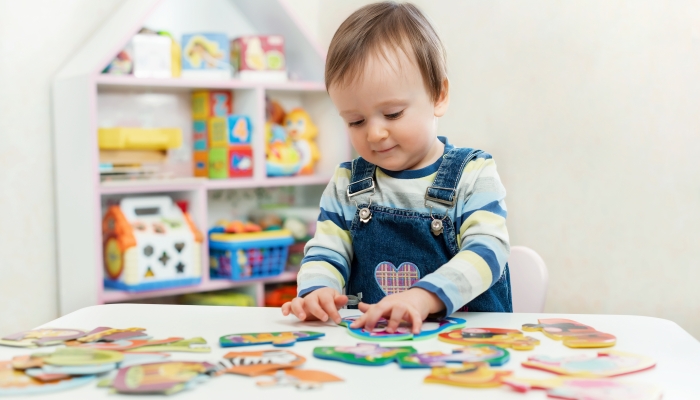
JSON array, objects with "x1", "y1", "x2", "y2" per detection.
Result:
[{"x1": 102, "y1": 196, "x2": 204, "y2": 291}]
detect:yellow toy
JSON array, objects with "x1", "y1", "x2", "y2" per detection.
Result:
[
  {"x1": 284, "y1": 108, "x2": 319, "y2": 175},
  {"x1": 265, "y1": 122, "x2": 301, "y2": 176},
  {"x1": 98, "y1": 127, "x2": 182, "y2": 150}
]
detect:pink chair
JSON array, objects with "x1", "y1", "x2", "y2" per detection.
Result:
[{"x1": 508, "y1": 246, "x2": 549, "y2": 312}]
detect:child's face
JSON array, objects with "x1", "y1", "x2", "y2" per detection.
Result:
[{"x1": 329, "y1": 47, "x2": 449, "y2": 171}]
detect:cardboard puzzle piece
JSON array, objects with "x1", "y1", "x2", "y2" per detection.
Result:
[
  {"x1": 502, "y1": 376, "x2": 663, "y2": 400},
  {"x1": 0, "y1": 361, "x2": 95, "y2": 396},
  {"x1": 33, "y1": 347, "x2": 125, "y2": 366},
  {"x1": 522, "y1": 350, "x2": 656, "y2": 378},
  {"x1": 424, "y1": 362, "x2": 513, "y2": 388},
  {"x1": 110, "y1": 361, "x2": 217, "y2": 395},
  {"x1": 66, "y1": 337, "x2": 182, "y2": 351},
  {"x1": 126, "y1": 337, "x2": 210, "y2": 353},
  {"x1": 522, "y1": 319, "x2": 616, "y2": 348},
  {"x1": 256, "y1": 369, "x2": 343, "y2": 390},
  {"x1": 0, "y1": 328, "x2": 87, "y2": 348},
  {"x1": 77, "y1": 327, "x2": 149, "y2": 343},
  {"x1": 313, "y1": 343, "x2": 416, "y2": 366},
  {"x1": 339, "y1": 316, "x2": 466, "y2": 341},
  {"x1": 397, "y1": 344, "x2": 510, "y2": 368},
  {"x1": 219, "y1": 331, "x2": 324, "y2": 348},
  {"x1": 218, "y1": 350, "x2": 306, "y2": 376},
  {"x1": 439, "y1": 327, "x2": 540, "y2": 350}
]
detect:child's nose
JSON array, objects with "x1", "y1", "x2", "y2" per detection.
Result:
[{"x1": 366, "y1": 122, "x2": 388, "y2": 142}]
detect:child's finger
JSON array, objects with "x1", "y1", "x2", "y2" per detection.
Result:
[
  {"x1": 363, "y1": 303, "x2": 390, "y2": 332},
  {"x1": 281, "y1": 302, "x2": 291, "y2": 315},
  {"x1": 385, "y1": 305, "x2": 407, "y2": 333},
  {"x1": 358, "y1": 302, "x2": 371, "y2": 313},
  {"x1": 406, "y1": 307, "x2": 423, "y2": 334},
  {"x1": 333, "y1": 294, "x2": 348, "y2": 308},
  {"x1": 291, "y1": 298, "x2": 307, "y2": 320},
  {"x1": 322, "y1": 296, "x2": 342, "y2": 324},
  {"x1": 349, "y1": 312, "x2": 368, "y2": 329},
  {"x1": 305, "y1": 297, "x2": 329, "y2": 322}
]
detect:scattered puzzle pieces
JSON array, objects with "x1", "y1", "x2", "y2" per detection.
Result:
[
  {"x1": 339, "y1": 316, "x2": 466, "y2": 341},
  {"x1": 522, "y1": 350, "x2": 656, "y2": 378},
  {"x1": 219, "y1": 331, "x2": 324, "y2": 347},
  {"x1": 0, "y1": 361, "x2": 96, "y2": 396},
  {"x1": 109, "y1": 361, "x2": 217, "y2": 395},
  {"x1": 313, "y1": 343, "x2": 416, "y2": 366},
  {"x1": 397, "y1": 345, "x2": 510, "y2": 368},
  {"x1": 522, "y1": 319, "x2": 616, "y2": 348},
  {"x1": 126, "y1": 337, "x2": 210, "y2": 353},
  {"x1": 424, "y1": 362, "x2": 513, "y2": 388},
  {"x1": 439, "y1": 327, "x2": 540, "y2": 350},
  {"x1": 502, "y1": 376, "x2": 663, "y2": 400},
  {"x1": 0, "y1": 328, "x2": 87, "y2": 348},
  {"x1": 66, "y1": 337, "x2": 182, "y2": 351},
  {"x1": 218, "y1": 350, "x2": 306, "y2": 376}
]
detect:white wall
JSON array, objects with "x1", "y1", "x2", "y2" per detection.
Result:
[
  {"x1": 319, "y1": 0, "x2": 700, "y2": 338},
  {"x1": 1, "y1": 0, "x2": 699, "y2": 339}
]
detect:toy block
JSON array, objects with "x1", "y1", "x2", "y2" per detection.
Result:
[
  {"x1": 209, "y1": 117, "x2": 229, "y2": 148},
  {"x1": 228, "y1": 145, "x2": 253, "y2": 177},
  {"x1": 193, "y1": 151, "x2": 208, "y2": 177},
  {"x1": 192, "y1": 90, "x2": 233, "y2": 119},
  {"x1": 228, "y1": 115, "x2": 252, "y2": 144},
  {"x1": 208, "y1": 148, "x2": 229, "y2": 179},
  {"x1": 193, "y1": 120, "x2": 208, "y2": 150}
]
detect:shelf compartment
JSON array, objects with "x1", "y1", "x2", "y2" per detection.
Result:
[{"x1": 95, "y1": 75, "x2": 326, "y2": 92}]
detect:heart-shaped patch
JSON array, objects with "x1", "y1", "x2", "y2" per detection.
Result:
[{"x1": 374, "y1": 262, "x2": 421, "y2": 296}]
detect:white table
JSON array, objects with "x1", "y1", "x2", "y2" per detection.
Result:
[{"x1": 2, "y1": 304, "x2": 699, "y2": 399}]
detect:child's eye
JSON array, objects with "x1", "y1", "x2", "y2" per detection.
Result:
[
  {"x1": 384, "y1": 110, "x2": 404, "y2": 120},
  {"x1": 348, "y1": 119, "x2": 365, "y2": 127}
]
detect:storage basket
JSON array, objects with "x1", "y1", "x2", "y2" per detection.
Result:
[{"x1": 209, "y1": 230, "x2": 294, "y2": 281}]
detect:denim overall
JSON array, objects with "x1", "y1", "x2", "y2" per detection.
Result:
[{"x1": 345, "y1": 147, "x2": 512, "y2": 313}]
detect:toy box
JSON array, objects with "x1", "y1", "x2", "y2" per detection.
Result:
[
  {"x1": 192, "y1": 91, "x2": 232, "y2": 119},
  {"x1": 231, "y1": 35, "x2": 287, "y2": 82},
  {"x1": 209, "y1": 230, "x2": 293, "y2": 281},
  {"x1": 102, "y1": 196, "x2": 204, "y2": 292},
  {"x1": 181, "y1": 33, "x2": 232, "y2": 79}
]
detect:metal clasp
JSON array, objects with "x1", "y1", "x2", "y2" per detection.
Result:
[
  {"x1": 424, "y1": 186, "x2": 457, "y2": 208},
  {"x1": 347, "y1": 177, "x2": 375, "y2": 198}
]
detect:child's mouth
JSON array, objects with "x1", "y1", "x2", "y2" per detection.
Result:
[{"x1": 376, "y1": 146, "x2": 397, "y2": 154}]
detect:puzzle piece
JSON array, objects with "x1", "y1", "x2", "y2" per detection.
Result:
[
  {"x1": 502, "y1": 376, "x2": 663, "y2": 400},
  {"x1": 110, "y1": 361, "x2": 217, "y2": 395},
  {"x1": 219, "y1": 331, "x2": 324, "y2": 347},
  {"x1": 126, "y1": 337, "x2": 210, "y2": 353},
  {"x1": 77, "y1": 327, "x2": 148, "y2": 343},
  {"x1": 522, "y1": 350, "x2": 656, "y2": 378},
  {"x1": 32, "y1": 347, "x2": 124, "y2": 366},
  {"x1": 66, "y1": 337, "x2": 182, "y2": 351},
  {"x1": 439, "y1": 327, "x2": 540, "y2": 350},
  {"x1": 313, "y1": 343, "x2": 417, "y2": 366},
  {"x1": 256, "y1": 369, "x2": 343, "y2": 390},
  {"x1": 424, "y1": 362, "x2": 513, "y2": 388},
  {"x1": 397, "y1": 344, "x2": 510, "y2": 368},
  {"x1": 339, "y1": 316, "x2": 466, "y2": 341},
  {"x1": 522, "y1": 319, "x2": 616, "y2": 348},
  {"x1": 0, "y1": 328, "x2": 87, "y2": 347},
  {"x1": 217, "y1": 350, "x2": 306, "y2": 376},
  {"x1": 0, "y1": 361, "x2": 96, "y2": 396}
]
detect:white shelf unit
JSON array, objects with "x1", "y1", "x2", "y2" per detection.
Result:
[{"x1": 52, "y1": 0, "x2": 350, "y2": 315}]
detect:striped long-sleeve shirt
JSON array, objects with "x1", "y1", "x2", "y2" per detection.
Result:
[{"x1": 298, "y1": 140, "x2": 510, "y2": 315}]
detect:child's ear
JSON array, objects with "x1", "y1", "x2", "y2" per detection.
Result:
[{"x1": 434, "y1": 78, "x2": 450, "y2": 117}]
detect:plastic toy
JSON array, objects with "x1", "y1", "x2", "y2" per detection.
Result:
[
  {"x1": 126, "y1": 337, "x2": 210, "y2": 353},
  {"x1": 182, "y1": 33, "x2": 231, "y2": 79},
  {"x1": 424, "y1": 362, "x2": 512, "y2": 388},
  {"x1": 0, "y1": 361, "x2": 95, "y2": 396},
  {"x1": 313, "y1": 343, "x2": 416, "y2": 366},
  {"x1": 522, "y1": 350, "x2": 656, "y2": 378},
  {"x1": 0, "y1": 328, "x2": 87, "y2": 348},
  {"x1": 219, "y1": 331, "x2": 324, "y2": 348},
  {"x1": 522, "y1": 318, "x2": 616, "y2": 348},
  {"x1": 110, "y1": 361, "x2": 216, "y2": 395},
  {"x1": 397, "y1": 345, "x2": 510, "y2": 368},
  {"x1": 265, "y1": 285, "x2": 297, "y2": 307},
  {"x1": 209, "y1": 230, "x2": 294, "y2": 281},
  {"x1": 102, "y1": 196, "x2": 203, "y2": 292},
  {"x1": 98, "y1": 127, "x2": 182, "y2": 150},
  {"x1": 218, "y1": 350, "x2": 305, "y2": 376},
  {"x1": 285, "y1": 108, "x2": 320, "y2": 175},
  {"x1": 266, "y1": 122, "x2": 302, "y2": 176},
  {"x1": 232, "y1": 35, "x2": 287, "y2": 82},
  {"x1": 192, "y1": 90, "x2": 232, "y2": 119},
  {"x1": 221, "y1": 220, "x2": 262, "y2": 234},
  {"x1": 502, "y1": 376, "x2": 663, "y2": 400},
  {"x1": 256, "y1": 369, "x2": 343, "y2": 390},
  {"x1": 438, "y1": 327, "x2": 540, "y2": 350},
  {"x1": 339, "y1": 315, "x2": 466, "y2": 341}
]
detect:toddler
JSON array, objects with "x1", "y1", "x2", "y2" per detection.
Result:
[{"x1": 282, "y1": 1, "x2": 511, "y2": 333}]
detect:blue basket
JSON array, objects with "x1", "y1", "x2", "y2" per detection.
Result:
[{"x1": 209, "y1": 231, "x2": 294, "y2": 281}]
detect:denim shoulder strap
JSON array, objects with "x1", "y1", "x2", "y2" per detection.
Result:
[
  {"x1": 347, "y1": 157, "x2": 376, "y2": 197},
  {"x1": 425, "y1": 147, "x2": 482, "y2": 207}
]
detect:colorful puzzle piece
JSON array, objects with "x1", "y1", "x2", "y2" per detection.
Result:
[
  {"x1": 126, "y1": 337, "x2": 210, "y2": 353},
  {"x1": 439, "y1": 327, "x2": 540, "y2": 350},
  {"x1": 424, "y1": 362, "x2": 513, "y2": 388},
  {"x1": 66, "y1": 337, "x2": 182, "y2": 351},
  {"x1": 313, "y1": 343, "x2": 417, "y2": 366},
  {"x1": 110, "y1": 361, "x2": 216, "y2": 395},
  {"x1": 256, "y1": 369, "x2": 343, "y2": 390},
  {"x1": 218, "y1": 350, "x2": 306, "y2": 376},
  {"x1": 32, "y1": 347, "x2": 124, "y2": 366},
  {"x1": 397, "y1": 344, "x2": 510, "y2": 368},
  {"x1": 522, "y1": 350, "x2": 656, "y2": 378},
  {"x1": 0, "y1": 361, "x2": 95, "y2": 396},
  {"x1": 522, "y1": 319, "x2": 616, "y2": 348},
  {"x1": 77, "y1": 327, "x2": 148, "y2": 343},
  {"x1": 502, "y1": 376, "x2": 663, "y2": 400},
  {"x1": 219, "y1": 331, "x2": 324, "y2": 347},
  {"x1": 340, "y1": 316, "x2": 466, "y2": 341},
  {"x1": 0, "y1": 328, "x2": 87, "y2": 347}
]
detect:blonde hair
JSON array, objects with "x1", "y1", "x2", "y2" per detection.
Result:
[{"x1": 325, "y1": 2, "x2": 447, "y2": 102}]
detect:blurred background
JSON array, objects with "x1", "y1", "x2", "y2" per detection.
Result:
[{"x1": 1, "y1": 0, "x2": 698, "y2": 338}]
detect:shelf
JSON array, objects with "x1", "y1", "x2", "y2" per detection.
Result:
[
  {"x1": 100, "y1": 174, "x2": 332, "y2": 194},
  {"x1": 95, "y1": 75, "x2": 326, "y2": 92},
  {"x1": 102, "y1": 271, "x2": 297, "y2": 303}
]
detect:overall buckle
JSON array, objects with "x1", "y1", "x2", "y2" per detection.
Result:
[{"x1": 424, "y1": 186, "x2": 457, "y2": 208}]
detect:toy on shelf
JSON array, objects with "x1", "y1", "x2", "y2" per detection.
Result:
[
  {"x1": 98, "y1": 127, "x2": 182, "y2": 150},
  {"x1": 424, "y1": 362, "x2": 513, "y2": 388},
  {"x1": 102, "y1": 28, "x2": 180, "y2": 78},
  {"x1": 102, "y1": 196, "x2": 203, "y2": 292},
  {"x1": 522, "y1": 319, "x2": 616, "y2": 348},
  {"x1": 265, "y1": 121, "x2": 302, "y2": 176},
  {"x1": 232, "y1": 35, "x2": 287, "y2": 82},
  {"x1": 181, "y1": 33, "x2": 231, "y2": 79},
  {"x1": 209, "y1": 229, "x2": 293, "y2": 281},
  {"x1": 217, "y1": 350, "x2": 305, "y2": 376},
  {"x1": 522, "y1": 350, "x2": 656, "y2": 378},
  {"x1": 339, "y1": 316, "x2": 466, "y2": 341},
  {"x1": 313, "y1": 343, "x2": 416, "y2": 366},
  {"x1": 397, "y1": 345, "x2": 510, "y2": 368},
  {"x1": 265, "y1": 285, "x2": 297, "y2": 307},
  {"x1": 265, "y1": 100, "x2": 320, "y2": 176},
  {"x1": 284, "y1": 108, "x2": 320, "y2": 175},
  {"x1": 438, "y1": 327, "x2": 540, "y2": 350},
  {"x1": 502, "y1": 376, "x2": 663, "y2": 400},
  {"x1": 219, "y1": 331, "x2": 324, "y2": 348}
]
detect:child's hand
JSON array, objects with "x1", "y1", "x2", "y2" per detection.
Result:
[
  {"x1": 350, "y1": 288, "x2": 444, "y2": 334},
  {"x1": 281, "y1": 287, "x2": 348, "y2": 324}
]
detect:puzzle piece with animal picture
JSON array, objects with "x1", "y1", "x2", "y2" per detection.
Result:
[
  {"x1": 107, "y1": 361, "x2": 217, "y2": 395},
  {"x1": 313, "y1": 343, "x2": 417, "y2": 366},
  {"x1": 438, "y1": 327, "x2": 540, "y2": 350},
  {"x1": 256, "y1": 369, "x2": 343, "y2": 390},
  {"x1": 424, "y1": 362, "x2": 513, "y2": 388},
  {"x1": 217, "y1": 350, "x2": 306, "y2": 376},
  {"x1": 0, "y1": 328, "x2": 87, "y2": 348},
  {"x1": 397, "y1": 344, "x2": 510, "y2": 368},
  {"x1": 522, "y1": 319, "x2": 616, "y2": 348},
  {"x1": 219, "y1": 331, "x2": 324, "y2": 347},
  {"x1": 522, "y1": 350, "x2": 656, "y2": 378},
  {"x1": 0, "y1": 361, "x2": 96, "y2": 396},
  {"x1": 502, "y1": 376, "x2": 663, "y2": 400},
  {"x1": 76, "y1": 327, "x2": 150, "y2": 343},
  {"x1": 339, "y1": 315, "x2": 466, "y2": 341}
]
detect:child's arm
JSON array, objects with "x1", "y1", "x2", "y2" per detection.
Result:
[{"x1": 281, "y1": 164, "x2": 355, "y2": 323}]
